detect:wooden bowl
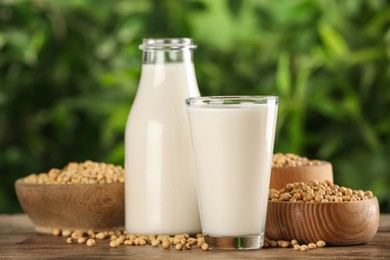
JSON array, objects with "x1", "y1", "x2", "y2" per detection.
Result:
[
  {"x1": 270, "y1": 161, "x2": 333, "y2": 190},
  {"x1": 15, "y1": 179, "x2": 124, "y2": 234},
  {"x1": 265, "y1": 198, "x2": 380, "y2": 245}
]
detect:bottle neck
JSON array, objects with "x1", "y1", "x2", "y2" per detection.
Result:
[{"x1": 142, "y1": 49, "x2": 194, "y2": 65}]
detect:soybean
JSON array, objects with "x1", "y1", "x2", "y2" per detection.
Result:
[
  {"x1": 300, "y1": 245, "x2": 308, "y2": 252},
  {"x1": 162, "y1": 240, "x2": 171, "y2": 249},
  {"x1": 201, "y1": 243, "x2": 209, "y2": 251},
  {"x1": 86, "y1": 239, "x2": 96, "y2": 247},
  {"x1": 316, "y1": 240, "x2": 326, "y2": 248}
]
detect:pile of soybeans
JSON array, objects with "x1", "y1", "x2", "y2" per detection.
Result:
[
  {"x1": 23, "y1": 160, "x2": 124, "y2": 184},
  {"x1": 272, "y1": 153, "x2": 322, "y2": 167},
  {"x1": 52, "y1": 229, "x2": 209, "y2": 251}
]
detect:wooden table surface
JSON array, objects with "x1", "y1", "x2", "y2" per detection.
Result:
[{"x1": 0, "y1": 214, "x2": 389, "y2": 259}]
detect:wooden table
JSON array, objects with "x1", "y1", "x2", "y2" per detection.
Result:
[{"x1": 0, "y1": 214, "x2": 389, "y2": 259}]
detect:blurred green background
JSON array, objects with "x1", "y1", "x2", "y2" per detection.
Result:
[{"x1": 1, "y1": 0, "x2": 389, "y2": 213}]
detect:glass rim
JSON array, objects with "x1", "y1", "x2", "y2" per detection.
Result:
[
  {"x1": 140, "y1": 38, "x2": 197, "y2": 50},
  {"x1": 185, "y1": 96, "x2": 278, "y2": 108}
]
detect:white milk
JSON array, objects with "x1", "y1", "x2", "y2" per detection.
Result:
[
  {"x1": 187, "y1": 104, "x2": 277, "y2": 236},
  {"x1": 125, "y1": 63, "x2": 201, "y2": 235}
]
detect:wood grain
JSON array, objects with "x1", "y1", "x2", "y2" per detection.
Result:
[
  {"x1": 0, "y1": 214, "x2": 389, "y2": 259},
  {"x1": 15, "y1": 180, "x2": 124, "y2": 233},
  {"x1": 265, "y1": 198, "x2": 380, "y2": 245},
  {"x1": 270, "y1": 161, "x2": 333, "y2": 190}
]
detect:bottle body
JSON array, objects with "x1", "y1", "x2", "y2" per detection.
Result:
[{"x1": 125, "y1": 39, "x2": 201, "y2": 234}]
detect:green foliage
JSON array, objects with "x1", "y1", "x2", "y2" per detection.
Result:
[{"x1": 1, "y1": 0, "x2": 389, "y2": 213}]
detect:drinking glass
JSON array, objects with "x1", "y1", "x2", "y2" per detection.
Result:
[{"x1": 186, "y1": 96, "x2": 278, "y2": 250}]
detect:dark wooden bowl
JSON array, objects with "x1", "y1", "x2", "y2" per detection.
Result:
[
  {"x1": 15, "y1": 179, "x2": 124, "y2": 234},
  {"x1": 270, "y1": 161, "x2": 333, "y2": 190},
  {"x1": 265, "y1": 198, "x2": 380, "y2": 245}
]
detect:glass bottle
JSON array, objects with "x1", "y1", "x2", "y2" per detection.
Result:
[{"x1": 125, "y1": 38, "x2": 201, "y2": 234}]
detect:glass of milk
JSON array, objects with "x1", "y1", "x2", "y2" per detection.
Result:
[{"x1": 186, "y1": 96, "x2": 278, "y2": 250}]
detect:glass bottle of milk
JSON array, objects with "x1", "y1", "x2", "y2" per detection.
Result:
[{"x1": 125, "y1": 38, "x2": 201, "y2": 235}]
